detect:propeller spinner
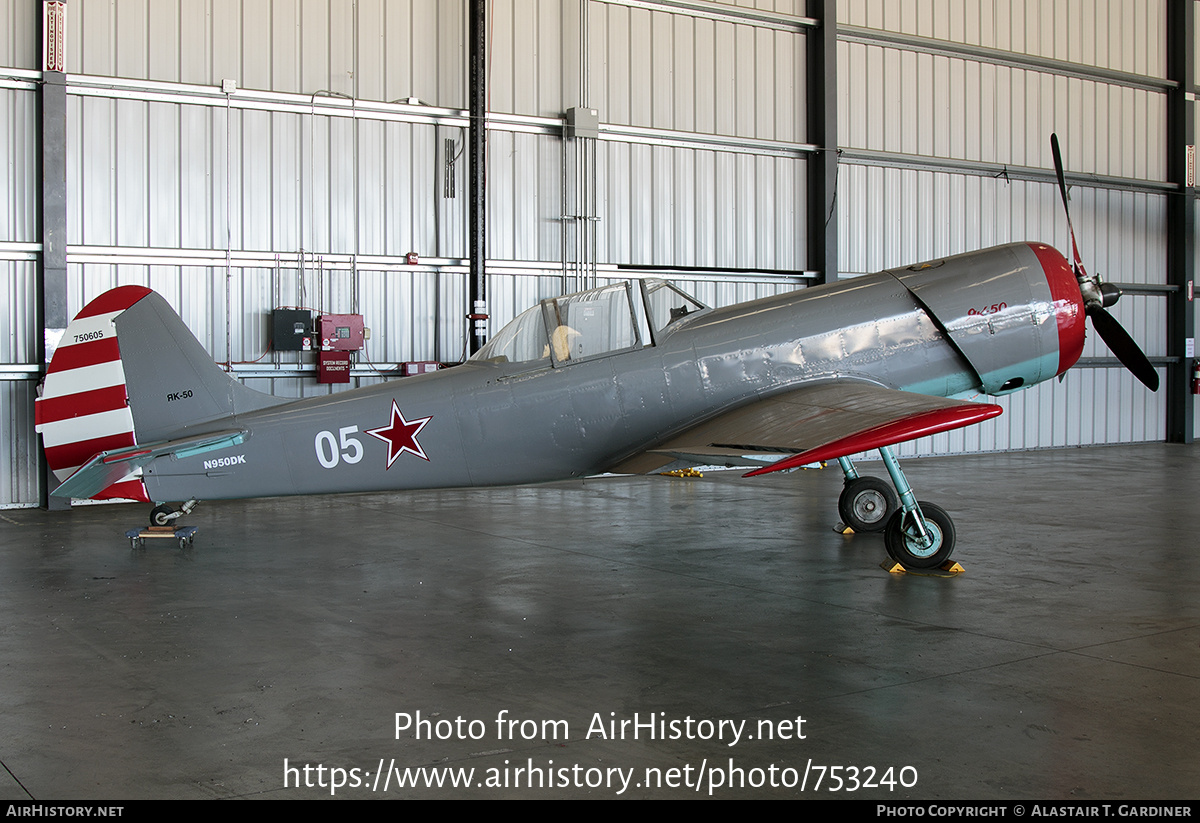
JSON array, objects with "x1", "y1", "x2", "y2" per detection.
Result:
[{"x1": 1050, "y1": 133, "x2": 1159, "y2": 391}]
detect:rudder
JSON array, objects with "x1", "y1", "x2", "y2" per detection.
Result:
[{"x1": 37, "y1": 286, "x2": 153, "y2": 500}]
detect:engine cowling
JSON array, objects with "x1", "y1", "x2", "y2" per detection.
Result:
[{"x1": 890, "y1": 242, "x2": 1085, "y2": 396}]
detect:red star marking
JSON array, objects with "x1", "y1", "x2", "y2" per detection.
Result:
[{"x1": 365, "y1": 400, "x2": 432, "y2": 468}]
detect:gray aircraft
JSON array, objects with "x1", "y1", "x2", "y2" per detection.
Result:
[{"x1": 35, "y1": 136, "x2": 1157, "y2": 569}]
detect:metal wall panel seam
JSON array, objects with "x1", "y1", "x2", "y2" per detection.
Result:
[
  {"x1": 0, "y1": 68, "x2": 40, "y2": 81},
  {"x1": 64, "y1": 75, "x2": 819, "y2": 157},
  {"x1": 64, "y1": 246, "x2": 609, "y2": 270},
  {"x1": 67, "y1": 77, "x2": 472, "y2": 126},
  {"x1": 600, "y1": 123, "x2": 818, "y2": 156},
  {"x1": 840, "y1": 24, "x2": 1175, "y2": 92},
  {"x1": 1075, "y1": 358, "x2": 1177, "y2": 368},
  {"x1": 839, "y1": 148, "x2": 1175, "y2": 195},
  {"x1": 599, "y1": 0, "x2": 816, "y2": 32},
  {"x1": 59, "y1": 247, "x2": 808, "y2": 286},
  {"x1": 1109, "y1": 283, "x2": 1178, "y2": 294}
]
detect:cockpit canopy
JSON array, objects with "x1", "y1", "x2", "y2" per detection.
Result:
[{"x1": 472, "y1": 278, "x2": 708, "y2": 368}]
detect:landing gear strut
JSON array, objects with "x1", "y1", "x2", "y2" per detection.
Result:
[
  {"x1": 838, "y1": 448, "x2": 957, "y2": 569},
  {"x1": 148, "y1": 499, "x2": 198, "y2": 528}
]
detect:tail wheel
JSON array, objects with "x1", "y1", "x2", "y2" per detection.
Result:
[
  {"x1": 884, "y1": 502, "x2": 955, "y2": 569},
  {"x1": 838, "y1": 476, "x2": 899, "y2": 533},
  {"x1": 150, "y1": 504, "x2": 174, "y2": 528}
]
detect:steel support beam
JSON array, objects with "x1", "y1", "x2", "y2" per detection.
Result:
[
  {"x1": 840, "y1": 24, "x2": 1177, "y2": 94},
  {"x1": 38, "y1": 6, "x2": 69, "y2": 509},
  {"x1": 38, "y1": 74, "x2": 67, "y2": 351},
  {"x1": 839, "y1": 148, "x2": 1175, "y2": 197},
  {"x1": 467, "y1": 0, "x2": 488, "y2": 354},
  {"x1": 806, "y1": 0, "x2": 837, "y2": 285},
  {"x1": 1166, "y1": 0, "x2": 1194, "y2": 443}
]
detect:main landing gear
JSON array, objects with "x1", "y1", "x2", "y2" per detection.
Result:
[
  {"x1": 836, "y1": 449, "x2": 956, "y2": 570},
  {"x1": 837, "y1": 463, "x2": 899, "y2": 533}
]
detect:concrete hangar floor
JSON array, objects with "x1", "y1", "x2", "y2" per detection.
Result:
[{"x1": 0, "y1": 443, "x2": 1196, "y2": 800}]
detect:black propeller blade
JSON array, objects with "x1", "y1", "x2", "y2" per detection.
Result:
[
  {"x1": 1088, "y1": 305, "x2": 1160, "y2": 391},
  {"x1": 1050, "y1": 134, "x2": 1085, "y2": 276},
  {"x1": 1049, "y1": 133, "x2": 1159, "y2": 391}
]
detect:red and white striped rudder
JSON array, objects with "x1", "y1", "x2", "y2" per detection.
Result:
[{"x1": 35, "y1": 286, "x2": 154, "y2": 502}]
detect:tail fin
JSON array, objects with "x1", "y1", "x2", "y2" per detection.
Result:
[{"x1": 35, "y1": 287, "x2": 281, "y2": 500}]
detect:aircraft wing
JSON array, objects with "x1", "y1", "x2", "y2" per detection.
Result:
[
  {"x1": 609, "y1": 381, "x2": 1002, "y2": 476},
  {"x1": 51, "y1": 429, "x2": 246, "y2": 499}
]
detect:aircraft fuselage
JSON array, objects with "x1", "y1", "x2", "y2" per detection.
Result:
[{"x1": 134, "y1": 242, "x2": 1081, "y2": 501}]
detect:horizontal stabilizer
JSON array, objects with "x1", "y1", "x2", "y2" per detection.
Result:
[{"x1": 52, "y1": 429, "x2": 246, "y2": 500}]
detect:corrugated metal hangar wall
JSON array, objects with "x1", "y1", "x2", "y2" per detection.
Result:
[{"x1": 0, "y1": 1, "x2": 1194, "y2": 508}]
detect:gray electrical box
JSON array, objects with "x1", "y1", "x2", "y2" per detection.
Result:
[{"x1": 564, "y1": 107, "x2": 600, "y2": 139}]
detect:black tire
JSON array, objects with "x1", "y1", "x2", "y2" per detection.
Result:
[
  {"x1": 838, "y1": 476, "x2": 899, "y2": 533},
  {"x1": 884, "y1": 502, "x2": 956, "y2": 569},
  {"x1": 150, "y1": 504, "x2": 174, "y2": 528}
]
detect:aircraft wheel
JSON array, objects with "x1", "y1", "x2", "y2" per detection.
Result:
[
  {"x1": 838, "y1": 476, "x2": 899, "y2": 533},
  {"x1": 150, "y1": 504, "x2": 174, "y2": 528},
  {"x1": 884, "y1": 502, "x2": 955, "y2": 569}
]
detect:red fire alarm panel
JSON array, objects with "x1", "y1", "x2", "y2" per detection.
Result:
[{"x1": 318, "y1": 314, "x2": 365, "y2": 351}]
